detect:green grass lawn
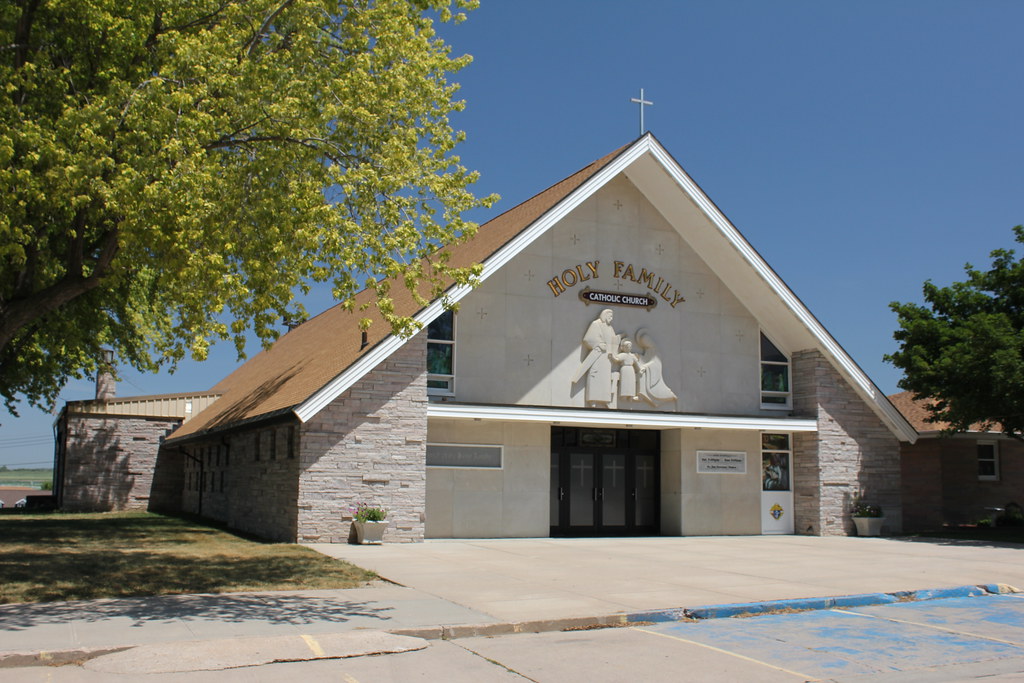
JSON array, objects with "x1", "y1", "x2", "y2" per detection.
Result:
[{"x1": 0, "y1": 511, "x2": 376, "y2": 604}]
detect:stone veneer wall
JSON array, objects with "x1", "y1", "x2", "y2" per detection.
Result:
[
  {"x1": 296, "y1": 333, "x2": 428, "y2": 543},
  {"x1": 792, "y1": 350, "x2": 902, "y2": 535},
  {"x1": 61, "y1": 414, "x2": 179, "y2": 511}
]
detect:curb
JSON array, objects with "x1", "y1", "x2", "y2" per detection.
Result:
[
  {"x1": 643, "y1": 583, "x2": 1021, "y2": 622},
  {"x1": 3, "y1": 583, "x2": 1019, "y2": 667}
]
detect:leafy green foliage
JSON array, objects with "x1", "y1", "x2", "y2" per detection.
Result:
[
  {"x1": 0, "y1": 0, "x2": 495, "y2": 414},
  {"x1": 888, "y1": 225, "x2": 1024, "y2": 437}
]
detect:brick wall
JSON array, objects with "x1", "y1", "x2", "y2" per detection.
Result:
[
  {"x1": 296, "y1": 333, "x2": 428, "y2": 543},
  {"x1": 792, "y1": 350, "x2": 902, "y2": 535},
  {"x1": 171, "y1": 426, "x2": 301, "y2": 542},
  {"x1": 60, "y1": 414, "x2": 179, "y2": 511},
  {"x1": 901, "y1": 436, "x2": 1024, "y2": 529}
]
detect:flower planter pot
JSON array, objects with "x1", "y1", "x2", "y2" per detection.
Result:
[
  {"x1": 853, "y1": 516, "x2": 885, "y2": 537},
  {"x1": 353, "y1": 520, "x2": 387, "y2": 544}
]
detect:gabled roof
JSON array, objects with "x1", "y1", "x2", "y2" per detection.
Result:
[
  {"x1": 168, "y1": 134, "x2": 917, "y2": 444},
  {"x1": 889, "y1": 391, "x2": 998, "y2": 435},
  {"x1": 168, "y1": 142, "x2": 632, "y2": 442}
]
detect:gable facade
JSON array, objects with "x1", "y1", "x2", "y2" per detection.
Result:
[{"x1": 154, "y1": 135, "x2": 914, "y2": 542}]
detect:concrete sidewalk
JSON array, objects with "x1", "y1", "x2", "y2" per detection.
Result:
[
  {"x1": 2, "y1": 535, "x2": 1024, "y2": 673},
  {"x1": 308, "y1": 535, "x2": 1024, "y2": 622}
]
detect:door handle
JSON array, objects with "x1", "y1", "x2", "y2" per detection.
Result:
[{"x1": 558, "y1": 487, "x2": 565, "y2": 501}]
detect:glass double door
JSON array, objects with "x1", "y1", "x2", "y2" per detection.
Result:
[{"x1": 550, "y1": 428, "x2": 659, "y2": 536}]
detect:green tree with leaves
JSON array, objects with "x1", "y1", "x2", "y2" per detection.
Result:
[
  {"x1": 888, "y1": 225, "x2": 1024, "y2": 437},
  {"x1": 1, "y1": 0, "x2": 495, "y2": 414}
]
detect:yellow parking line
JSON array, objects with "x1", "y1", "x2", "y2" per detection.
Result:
[
  {"x1": 301, "y1": 634, "x2": 326, "y2": 658},
  {"x1": 834, "y1": 609, "x2": 1024, "y2": 647},
  {"x1": 634, "y1": 627, "x2": 814, "y2": 680}
]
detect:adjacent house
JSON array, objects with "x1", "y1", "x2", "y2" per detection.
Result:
[{"x1": 891, "y1": 391, "x2": 1024, "y2": 531}]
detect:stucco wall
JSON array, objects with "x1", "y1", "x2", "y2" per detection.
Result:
[
  {"x1": 425, "y1": 420, "x2": 549, "y2": 538},
  {"x1": 453, "y1": 177, "x2": 766, "y2": 416}
]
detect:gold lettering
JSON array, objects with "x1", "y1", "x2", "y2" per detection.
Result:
[
  {"x1": 652, "y1": 276, "x2": 664, "y2": 293},
  {"x1": 671, "y1": 291, "x2": 686, "y2": 308},
  {"x1": 586, "y1": 261, "x2": 600, "y2": 279},
  {"x1": 637, "y1": 268, "x2": 655, "y2": 288},
  {"x1": 659, "y1": 280, "x2": 672, "y2": 302},
  {"x1": 622, "y1": 264, "x2": 636, "y2": 282},
  {"x1": 547, "y1": 278, "x2": 565, "y2": 297},
  {"x1": 561, "y1": 268, "x2": 578, "y2": 287},
  {"x1": 575, "y1": 264, "x2": 590, "y2": 282},
  {"x1": 613, "y1": 261, "x2": 624, "y2": 278}
]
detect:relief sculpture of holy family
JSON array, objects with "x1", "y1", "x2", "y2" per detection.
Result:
[{"x1": 571, "y1": 308, "x2": 677, "y2": 408}]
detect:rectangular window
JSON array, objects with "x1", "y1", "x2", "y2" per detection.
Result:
[
  {"x1": 254, "y1": 432, "x2": 261, "y2": 461},
  {"x1": 426, "y1": 443, "x2": 502, "y2": 468},
  {"x1": 760, "y1": 333, "x2": 791, "y2": 409},
  {"x1": 287, "y1": 426, "x2": 296, "y2": 459},
  {"x1": 761, "y1": 433, "x2": 791, "y2": 492},
  {"x1": 269, "y1": 429, "x2": 277, "y2": 460},
  {"x1": 978, "y1": 441, "x2": 999, "y2": 481},
  {"x1": 427, "y1": 310, "x2": 455, "y2": 395}
]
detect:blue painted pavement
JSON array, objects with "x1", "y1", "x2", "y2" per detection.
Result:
[{"x1": 642, "y1": 593, "x2": 1024, "y2": 680}]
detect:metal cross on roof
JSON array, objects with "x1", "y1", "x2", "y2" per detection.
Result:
[{"x1": 630, "y1": 88, "x2": 653, "y2": 135}]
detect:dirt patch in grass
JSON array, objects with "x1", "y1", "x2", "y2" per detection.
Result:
[{"x1": 0, "y1": 512, "x2": 376, "y2": 604}]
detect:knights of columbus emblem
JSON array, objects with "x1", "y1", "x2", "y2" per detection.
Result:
[{"x1": 770, "y1": 503, "x2": 784, "y2": 520}]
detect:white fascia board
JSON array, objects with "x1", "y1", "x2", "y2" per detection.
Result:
[
  {"x1": 642, "y1": 140, "x2": 917, "y2": 444},
  {"x1": 429, "y1": 403, "x2": 818, "y2": 432},
  {"x1": 295, "y1": 138, "x2": 654, "y2": 424}
]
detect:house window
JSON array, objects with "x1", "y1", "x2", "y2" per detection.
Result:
[
  {"x1": 760, "y1": 333, "x2": 790, "y2": 409},
  {"x1": 269, "y1": 429, "x2": 277, "y2": 460},
  {"x1": 287, "y1": 426, "x2": 296, "y2": 459},
  {"x1": 978, "y1": 441, "x2": 999, "y2": 481},
  {"x1": 427, "y1": 310, "x2": 455, "y2": 394}
]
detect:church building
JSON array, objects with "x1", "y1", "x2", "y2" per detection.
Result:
[{"x1": 154, "y1": 134, "x2": 916, "y2": 542}]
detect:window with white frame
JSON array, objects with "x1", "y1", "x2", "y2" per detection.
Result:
[
  {"x1": 760, "y1": 333, "x2": 791, "y2": 408},
  {"x1": 761, "y1": 433, "x2": 791, "y2": 491},
  {"x1": 427, "y1": 310, "x2": 455, "y2": 394},
  {"x1": 977, "y1": 441, "x2": 999, "y2": 481}
]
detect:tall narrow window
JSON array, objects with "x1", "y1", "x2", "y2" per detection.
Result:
[
  {"x1": 427, "y1": 310, "x2": 455, "y2": 394},
  {"x1": 761, "y1": 433, "x2": 791, "y2": 491},
  {"x1": 760, "y1": 333, "x2": 791, "y2": 408},
  {"x1": 977, "y1": 441, "x2": 999, "y2": 481}
]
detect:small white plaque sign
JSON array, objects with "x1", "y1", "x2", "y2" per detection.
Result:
[{"x1": 697, "y1": 451, "x2": 747, "y2": 474}]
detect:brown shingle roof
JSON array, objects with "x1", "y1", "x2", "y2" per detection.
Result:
[
  {"x1": 888, "y1": 391, "x2": 998, "y2": 434},
  {"x1": 168, "y1": 141, "x2": 633, "y2": 442}
]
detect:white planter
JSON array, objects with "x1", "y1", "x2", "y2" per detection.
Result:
[
  {"x1": 353, "y1": 520, "x2": 387, "y2": 544},
  {"x1": 853, "y1": 516, "x2": 885, "y2": 537}
]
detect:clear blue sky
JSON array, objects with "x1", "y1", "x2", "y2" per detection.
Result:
[{"x1": 3, "y1": 0, "x2": 1023, "y2": 468}]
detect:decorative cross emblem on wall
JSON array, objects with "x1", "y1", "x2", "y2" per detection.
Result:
[
  {"x1": 735, "y1": 330, "x2": 745, "y2": 342},
  {"x1": 524, "y1": 354, "x2": 535, "y2": 366},
  {"x1": 476, "y1": 307, "x2": 488, "y2": 320},
  {"x1": 696, "y1": 288, "x2": 705, "y2": 299},
  {"x1": 697, "y1": 366, "x2": 707, "y2": 378},
  {"x1": 656, "y1": 243, "x2": 665, "y2": 255},
  {"x1": 525, "y1": 269, "x2": 535, "y2": 281},
  {"x1": 613, "y1": 199, "x2": 624, "y2": 210},
  {"x1": 612, "y1": 279, "x2": 624, "y2": 291},
  {"x1": 570, "y1": 234, "x2": 580, "y2": 245}
]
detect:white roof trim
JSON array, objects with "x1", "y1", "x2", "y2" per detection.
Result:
[
  {"x1": 295, "y1": 141, "x2": 647, "y2": 423},
  {"x1": 428, "y1": 403, "x2": 818, "y2": 432},
  {"x1": 296, "y1": 134, "x2": 916, "y2": 443}
]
